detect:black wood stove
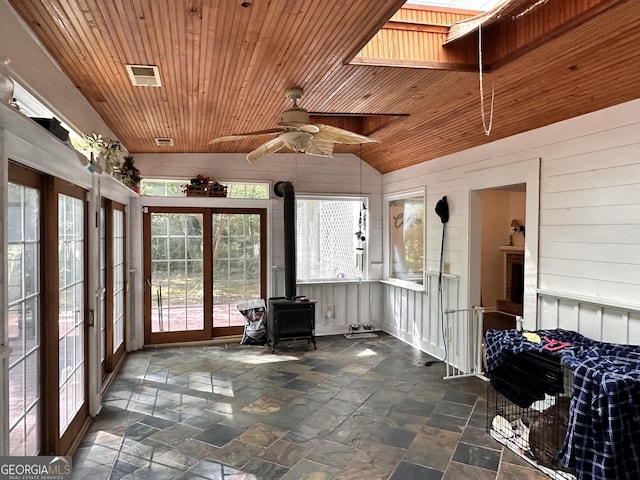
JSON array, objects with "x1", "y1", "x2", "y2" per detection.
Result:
[{"x1": 268, "y1": 181, "x2": 316, "y2": 352}]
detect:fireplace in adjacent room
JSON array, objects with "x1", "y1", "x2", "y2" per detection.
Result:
[
  {"x1": 506, "y1": 252, "x2": 524, "y2": 304},
  {"x1": 267, "y1": 181, "x2": 316, "y2": 352},
  {"x1": 497, "y1": 246, "x2": 524, "y2": 316}
]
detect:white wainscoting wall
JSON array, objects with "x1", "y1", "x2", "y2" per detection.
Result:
[
  {"x1": 538, "y1": 291, "x2": 640, "y2": 345},
  {"x1": 382, "y1": 272, "x2": 460, "y2": 360},
  {"x1": 297, "y1": 281, "x2": 383, "y2": 336}
]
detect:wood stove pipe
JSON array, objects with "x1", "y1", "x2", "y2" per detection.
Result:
[{"x1": 274, "y1": 181, "x2": 296, "y2": 300}]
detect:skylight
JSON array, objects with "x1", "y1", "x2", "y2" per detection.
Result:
[{"x1": 406, "y1": 0, "x2": 500, "y2": 11}]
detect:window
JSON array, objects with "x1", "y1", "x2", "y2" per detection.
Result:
[
  {"x1": 296, "y1": 196, "x2": 367, "y2": 281},
  {"x1": 140, "y1": 179, "x2": 269, "y2": 199},
  {"x1": 225, "y1": 182, "x2": 269, "y2": 199},
  {"x1": 387, "y1": 191, "x2": 425, "y2": 286},
  {"x1": 140, "y1": 179, "x2": 184, "y2": 197}
]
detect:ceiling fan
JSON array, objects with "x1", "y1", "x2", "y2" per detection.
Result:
[{"x1": 209, "y1": 88, "x2": 378, "y2": 163}]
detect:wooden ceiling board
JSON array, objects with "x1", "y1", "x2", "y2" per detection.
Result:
[{"x1": 6, "y1": 0, "x2": 639, "y2": 173}]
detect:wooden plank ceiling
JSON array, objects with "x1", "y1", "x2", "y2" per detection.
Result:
[{"x1": 7, "y1": 0, "x2": 640, "y2": 173}]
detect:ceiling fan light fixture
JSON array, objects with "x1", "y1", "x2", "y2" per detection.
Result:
[{"x1": 280, "y1": 131, "x2": 313, "y2": 151}]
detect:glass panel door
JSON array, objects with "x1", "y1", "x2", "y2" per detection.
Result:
[
  {"x1": 212, "y1": 212, "x2": 263, "y2": 330},
  {"x1": 112, "y1": 208, "x2": 125, "y2": 353},
  {"x1": 99, "y1": 206, "x2": 106, "y2": 374},
  {"x1": 7, "y1": 181, "x2": 40, "y2": 455},
  {"x1": 144, "y1": 207, "x2": 265, "y2": 344},
  {"x1": 58, "y1": 194, "x2": 85, "y2": 435},
  {"x1": 146, "y1": 211, "x2": 207, "y2": 343},
  {"x1": 102, "y1": 201, "x2": 127, "y2": 372}
]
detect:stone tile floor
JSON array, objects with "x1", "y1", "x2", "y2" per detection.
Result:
[{"x1": 73, "y1": 333, "x2": 550, "y2": 479}]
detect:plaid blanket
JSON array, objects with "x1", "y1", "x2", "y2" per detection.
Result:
[{"x1": 485, "y1": 328, "x2": 640, "y2": 480}]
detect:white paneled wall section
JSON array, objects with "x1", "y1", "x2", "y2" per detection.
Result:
[
  {"x1": 381, "y1": 99, "x2": 640, "y2": 356},
  {"x1": 539, "y1": 291, "x2": 640, "y2": 345},
  {"x1": 382, "y1": 272, "x2": 460, "y2": 359},
  {"x1": 297, "y1": 281, "x2": 383, "y2": 336}
]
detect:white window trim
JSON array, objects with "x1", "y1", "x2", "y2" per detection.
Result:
[
  {"x1": 296, "y1": 194, "x2": 370, "y2": 282},
  {"x1": 383, "y1": 187, "x2": 427, "y2": 291}
]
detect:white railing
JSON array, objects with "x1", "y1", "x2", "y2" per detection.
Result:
[{"x1": 443, "y1": 306, "x2": 485, "y2": 380}]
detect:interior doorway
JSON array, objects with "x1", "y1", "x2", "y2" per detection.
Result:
[
  {"x1": 466, "y1": 157, "x2": 539, "y2": 331},
  {"x1": 475, "y1": 184, "x2": 526, "y2": 332}
]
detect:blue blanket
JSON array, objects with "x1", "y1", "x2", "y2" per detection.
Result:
[{"x1": 485, "y1": 328, "x2": 640, "y2": 480}]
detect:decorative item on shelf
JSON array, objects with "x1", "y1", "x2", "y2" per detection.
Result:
[
  {"x1": 103, "y1": 139, "x2": 122, "y2": 174},
  {"x1": 0, "y1": 57, "x2": 14, "y2": 105},
  {"x1": 30, "y1": 117, "x2": 69, "y2": 141},
  {"x1": 183, "y1": 175, "x2": 228, "y2": 197},
  {"x1": 86, "y1": 152, "x2": 100, "y2": 173},
  {"x1": 115, "y1": 155, "x2": 141, "y2": 192},
  {"x1": 77, "y1": 133, "x2": 122, "y2": 175},
  {"x1": 509, "y1": 219, "x2": 526, "y2": 246},
  {"x1": 510, "y1": 219, "x2": 525, "y2": 235}
]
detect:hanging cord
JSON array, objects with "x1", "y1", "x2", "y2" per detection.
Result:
[
  {"x1": 356, "y1": 144, "x2": 366, "y2": 276},
  {"x1": 478, "y1": 23, "x2": 495, "y2": 136},
  {"x1": 425, "y1": 221, "x2": 448, "y2": 366},
  {"x1": 356, "y1": 144, "x2": 366, "y2": 326}
]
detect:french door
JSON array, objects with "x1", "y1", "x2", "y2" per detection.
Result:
[
  {"x1": 8, "y1": 165, "x2": 89, "y2": 455},
  {"x1": 46, "y1": 179, "x2": 89, "y2": 454},
  {"x1": 143, "y1": 207, "x2": 266, "y2": 344},
  {"x1": 100, "y1": 200, "x2": 127, "y2": 375},
  {"x1": 7, "y1": 165, "x2": 42, "y2": 456}
]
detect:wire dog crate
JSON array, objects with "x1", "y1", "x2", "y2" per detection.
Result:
[{"x1": 487, "y1": 352, "x2": 576, "y2": 479}]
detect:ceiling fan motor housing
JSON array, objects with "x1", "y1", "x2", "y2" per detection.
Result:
[{"x1": 280, "y1": 106, "x2": 310, "y2": 124}]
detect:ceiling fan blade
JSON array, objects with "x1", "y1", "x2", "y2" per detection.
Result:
[
  {"x1": 246, "y1": 137, "x2": 286, "y2": 163},
  {"x1": 305, "y1": 136, "x2": 334, "y2": 157},
  {"x1": 209, "y1": 128, "x2": 285, "y2": 144},
  {"x1": 315, "y1": 124, "x2": 378, "y2": 145}
]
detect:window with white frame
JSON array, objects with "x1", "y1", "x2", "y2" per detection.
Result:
[
  {"x1": 140, "y1": 179, "x2": 269, "y2": 199},
  {"x1": 296, "y1": 196, "x2": 367, "y2": 281},
  {"x1": 224, "y1": 182, "x2": 269, "y2": 199},
  {"x1": 387, "y1": 191, "x2": 425, "y2": 286},
  {"x1": 140, "y1": 179, "x2": 185, "y2": 197}
]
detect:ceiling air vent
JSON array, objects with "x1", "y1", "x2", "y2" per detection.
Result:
[
  {"x1": 126, "y1": 64, "x2": 162, "y2": 87},
  {"x1": 155, "y1": 137, "x2": 174, "y2": 147}
]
